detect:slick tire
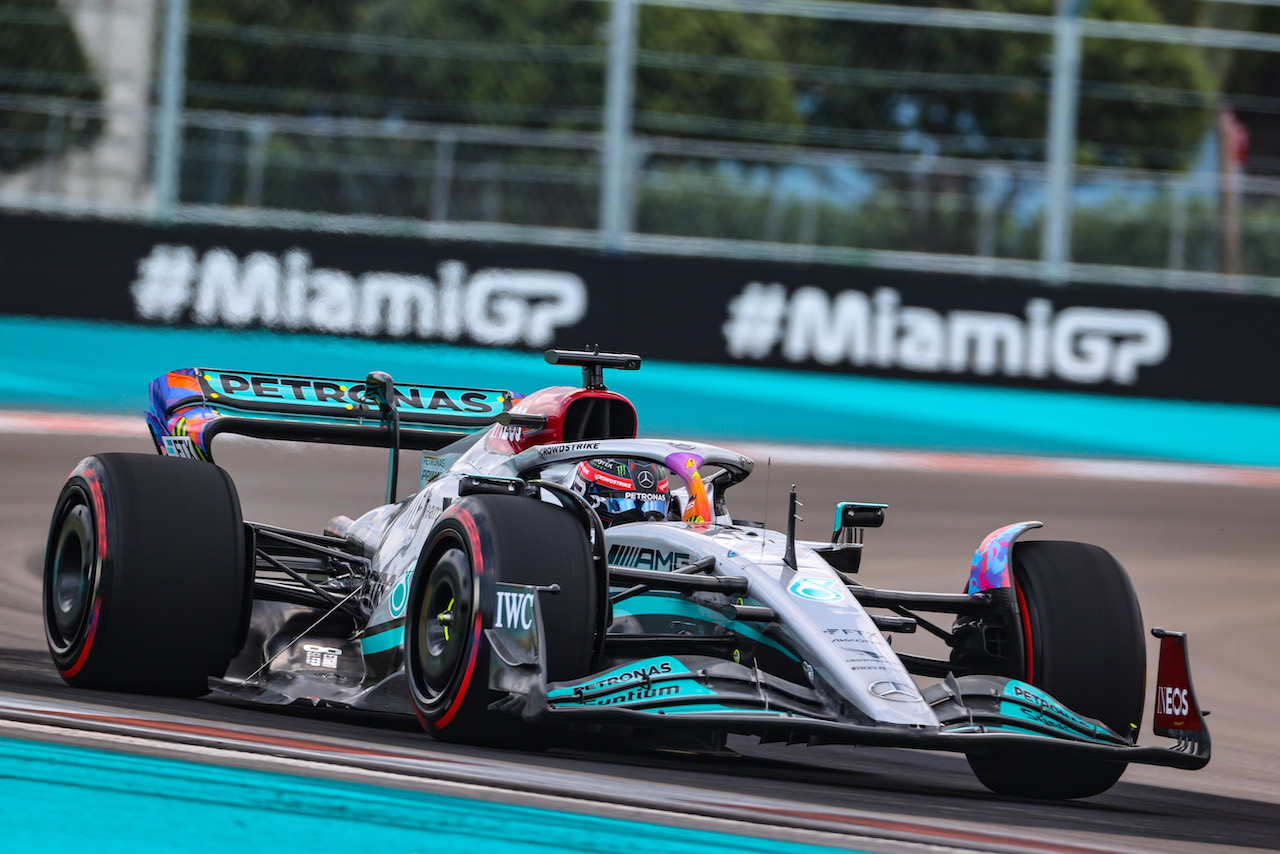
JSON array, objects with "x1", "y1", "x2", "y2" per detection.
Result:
[
  {"x1": 44, "y1": 453, "x2": 249, "y2": 697},
  {"x1": 967, "y1": 541, "x2": 1145, "y2": 800},
  {"x1": 406, "y1": 493, "x2": 598, "y2": 746}
]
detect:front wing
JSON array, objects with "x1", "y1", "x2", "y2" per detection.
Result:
[{"x1": 489, "y1": 584, "x2": 1210, "y2": 771}]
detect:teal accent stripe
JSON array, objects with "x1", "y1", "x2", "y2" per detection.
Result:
[
  {"x1": 0, "y1": 735, "x2": 861, "y2": 854},
  {"x1": 360, "y1": 625, "x2": 404, "y2": 656},
  {"x1": 613, "y1": 593, "x2": 800, "y2": 661},
  {"x1": 659, "y1": 704, "x2": 791, "y2": 716},
  {"x1": 1, "y1": 316, "x2": 1277, "y2": 467}
]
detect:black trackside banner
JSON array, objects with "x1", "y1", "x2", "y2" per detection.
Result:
[{"x1": 2, "y1": 212, "x2": 1278, "y2": 405}]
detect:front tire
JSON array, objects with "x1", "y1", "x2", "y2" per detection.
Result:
[
  {"x1": 43, "y1": 453, "x2": 249, "y2": 697},
  {"x1": 406, "y1": 493, "x2": 600, "y2": 745},
  {"x1": 966, "y1": 540, "x2": 1145, "y2": 800}
]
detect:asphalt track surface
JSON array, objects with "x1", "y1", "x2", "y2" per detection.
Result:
[{"x1": 4, "y1": 430, "x2": 1279, "y2": 852}]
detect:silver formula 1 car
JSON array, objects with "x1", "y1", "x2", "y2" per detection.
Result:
[{"x1": 43, "y1": 349, "x2": 1209, "y2": 799}]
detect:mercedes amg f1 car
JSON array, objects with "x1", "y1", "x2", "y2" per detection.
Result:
[{"x1": 43, "y1": 349, "x2": 1210, "y2": 799}]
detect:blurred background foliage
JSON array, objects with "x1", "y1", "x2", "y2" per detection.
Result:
[
  {"x1": 0, "y1": 0, "x2": 103, "y2": 174},
  {"x1": 4, "y1": 0, "x2": 1280, "y2": 276},
  {"x1": 180, "y1": 0, "x2": 1221, "y2": 165}
]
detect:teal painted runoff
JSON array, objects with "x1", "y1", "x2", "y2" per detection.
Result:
[
  {"x1": 0, "y1": 735, "x2": 859, "y2": 854},
  {"x1": 5, "y1": 315, "x2": 1279, "y2": 466}
]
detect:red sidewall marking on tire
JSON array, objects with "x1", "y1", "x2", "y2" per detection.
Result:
[
  {"x1": 82, "y1": 465, "x2": 108, "y2": 567},
  {"x1": 1015, "y1": 580, "x2": 1034, "y2": 684},
  {"x1": 60, "y1": 598, "x2": 101, "y2": 679},
  {"x1": 61, "y1": 464, "x2": 107, "y2": 678},
  {"x1": 431, "y1": 509, "x2": 484, "y2": 732}
]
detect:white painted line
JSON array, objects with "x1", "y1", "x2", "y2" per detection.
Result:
[
  {"x1": 0, "y1": 410, "x2": 142, "y2": 437},
  {"x1": 731, "y1": 442, "x2": 1280, "y2": 489},
  {"x1": 2, "y1": 408, "x2": 1276, "y2": 489},
  {"x1": 0, "y1": 700, "x2": 1125, "y2": 854}
]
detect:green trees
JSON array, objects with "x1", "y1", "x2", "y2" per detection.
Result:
[
  {"x1": 176, "y1": 0, "x2": 1222, "y2": 168},
  {"x1": 348, "y1": 0, "x2": 605, "y2": 125},
  {"x1": 772, "y1": 0, "x2": 1214, "y2": 168},
  {"x1": 187, "y1": 0, "x2": 803, "y2": 133},
  {"x1": 635, "y1": 6, "x2": 802, "y2": 136},
  {"x1": 184, "y1": 2, "x2": 360, "y2": 114},
  {"x1": 0, "y1": 0, "x2": 1243, "y2": 183},
  {"x1": 0, "y1": 0, "x2": 103, "y2": 174},
  {"x1": 1079, "y1": 0, "x2": 1215, "y2": 168}
]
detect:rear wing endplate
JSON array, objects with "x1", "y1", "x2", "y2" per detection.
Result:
[
  {"x1": 146, "y1": 368, "x2": 513, "y2": 461},
  {"x1": 1150, "y1": 628, "x2": 1210, "y2": 764}
]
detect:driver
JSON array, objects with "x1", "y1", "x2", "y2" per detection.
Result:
[{"x1": 571, "y1": 458, "x2": 672, "y2": 527}]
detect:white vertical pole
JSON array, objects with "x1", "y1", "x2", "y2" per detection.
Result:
[
  {"x1": 154, "y1": 0, "x2": 188, "y2": 218},
  {"x1": 244, "y1": 118, "x2": 270, "y2": 206},
  {"x1": 431, "y1": 133, "x2": 456, "y2": 222},
  {"x1": 600, "y1": 0, "x2": 638, "y2": 252},
  {"x1": 1167, "y1": 175, "x2": 1187, "y2": 271},
  {"x1": 1042, "y1": 0, "x2": 1084, "y2": 284}
]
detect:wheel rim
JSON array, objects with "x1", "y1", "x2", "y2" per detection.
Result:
[
  {"x1": 415, "y1": 547, "x2": 472, "y2": 704},
  {"x1": 47, "y1": 495, "x2": 96, "y2": 652}
]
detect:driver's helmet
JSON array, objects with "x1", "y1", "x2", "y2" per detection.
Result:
[{"x1": 572, "y1": 458, "x2": 671, "y2": 527}]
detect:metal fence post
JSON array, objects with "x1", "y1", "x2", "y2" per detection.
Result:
[
  {"x1": 1042, "y1": 0, "x2": 1085, "y2": 284},
  {"x1": 600, "y1": 0, "x2": 638, "y2": 252},
  {"x1": 244, "y1": 118, "x2": 271, "y2": 207},
  {"x1": 431, "y1": 133, "x2": 456, "y2": 223},
  {"x1": 153, "y1": 0, "x2": 189, "y2": 219}
]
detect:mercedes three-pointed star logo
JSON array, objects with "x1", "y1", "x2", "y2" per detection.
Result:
[{"x1": 869, "y1": 680, "x2": 920, "y2": 702}]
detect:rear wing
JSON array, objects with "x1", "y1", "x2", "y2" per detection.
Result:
[{"x1": 146, "y1": 368, "x2": 513, "y2": 462}]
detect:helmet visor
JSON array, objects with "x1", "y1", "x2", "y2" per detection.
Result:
[{"x1": 599, "y1": 496, "x2": 670, "y2": 521}]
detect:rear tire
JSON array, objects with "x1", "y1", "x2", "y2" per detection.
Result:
[
  {"x1": 406, "y1": 493, "x2": 600, "y2": 746},
  {"x1": 966, "y1": 540, "x2": 1145, "y2": 800},
  {"x1": 43, "y1": 454, "x2": 248, "y2": 697}
]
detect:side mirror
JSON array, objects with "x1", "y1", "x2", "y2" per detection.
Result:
[{"x1": 832, "y1": 501, "x2": 887, "y2": 544}]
